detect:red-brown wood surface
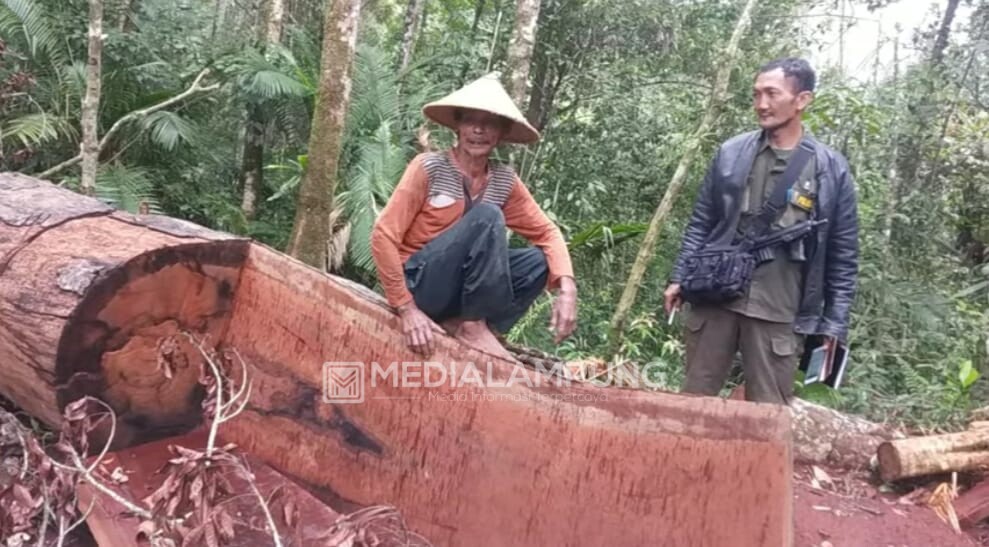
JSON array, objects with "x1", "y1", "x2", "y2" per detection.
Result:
[
  {"x1": 958, "y1": 479, "x2": 989, "y2": 528},
  {"x1": 0, "y1": 173, "x2": 247, "y2": 444},
  {"x1": 76, "y1": 429, "x2": 344, "y2": 546},
  {"x1": 1, "y1": 174, "x2": 795, "y2": 546},
  {"x1": 221, "y1": 244, "x2": 795, "y2": 547}
]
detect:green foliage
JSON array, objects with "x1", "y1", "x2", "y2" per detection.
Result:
[
  {"x1": 339, "y1": 123, "x2": 407, "y2": 275},
  {"x1": 5, "y1": 0, "x2": 989, "y2": 433}
]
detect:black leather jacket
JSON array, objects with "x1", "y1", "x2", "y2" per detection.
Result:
[{"x1": 670, "y1": 129, "x2": 859, "y2": 342}]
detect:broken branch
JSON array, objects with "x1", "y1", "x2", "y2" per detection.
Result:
[{"x1": 39, "y1": 69, "x2": 218, "y2": 181}]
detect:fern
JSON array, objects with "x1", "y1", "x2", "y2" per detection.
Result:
[{"x1": 339, "y1": 123, "x2": 406, "y2": 274}]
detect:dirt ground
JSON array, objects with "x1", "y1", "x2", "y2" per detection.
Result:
[{"x1": 793, "y1": 463, "x2": 983, "y2": 547}]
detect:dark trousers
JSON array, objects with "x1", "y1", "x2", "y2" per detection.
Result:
[
  {"x1": 681, "y1": 304, "x2": 804, "y2": 405},
  {"x1": 403, "y1": 203, "x2": 549, "y2": 334}
]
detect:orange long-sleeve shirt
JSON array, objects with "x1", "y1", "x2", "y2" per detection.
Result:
[{"x1": 371, "y1": 152, "x2": 574, "y2": 308}]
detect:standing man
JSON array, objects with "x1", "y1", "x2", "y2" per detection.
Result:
[
  {"x1": 665, "y1": 58, "x2": 858, "y2": 404},
  {"x1": 371, "y1": 73, "x2": 577, "y2": 359}
]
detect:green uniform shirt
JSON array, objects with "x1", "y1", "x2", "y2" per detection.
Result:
[{"x1": 725, "y1": 135, "x2": 817, "y2": 324}]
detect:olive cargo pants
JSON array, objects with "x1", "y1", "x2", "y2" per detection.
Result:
[{"x1": 681, "y1": 304, "x2": 804, "y2": 404}]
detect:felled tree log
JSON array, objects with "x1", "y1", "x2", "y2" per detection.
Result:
[
  {"x1": 0, "y1": 173, "x2": 796, "y2": 546},
  {"x1": 221, "y1": 244, "x2": 795, "y2": 546},
  {"x1": 731, "y1": 384, "x2": 902, "y2": 469},
  {"x1": 878, "y1": 429, "x2": 989, "y2": 481},
  {"x1": 0, "y1": 172, "x2": 247, "y2": 446}
]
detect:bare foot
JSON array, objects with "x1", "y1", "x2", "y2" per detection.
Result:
[
  {"x1": 454, "y1": 320, "x2": 517, "y2": 362},
  {"x1": 440, "y1": 318, "x2": 464, "y2": 336}
]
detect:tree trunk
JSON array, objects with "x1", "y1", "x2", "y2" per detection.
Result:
[
  {"x1": 80, "y1": 0, "x2": 104, "y2": 196},
  {"x1": 397, "y1": 0, "x2": 424, "y2": 72},
  {"x1": 239, "y1": 104, "x2": 265, "y2": 220},
  {"x1": 931, "y1": 0, "x2": 962, "y2": 67},
  {"x1": 211, "y1": 0, "x2": 226, "y2": 39},
  {"x1": 286, "y1": 0, "x2": 362, "y2": 268},
  {"x1": 878, "y1": 429, "x2": 989, "y2": 481},
  {"x1": 789, "y1": 398, "x2": 902, "y2": 468},
  {"x1": 606, "y1": 0, "x2": 758, "y2": 356},
  {"x1": 1, "y1": 173, "x2": 796, "y2": 547},
  {"x1": 729, "y1": 384, "x2": 901, "y2": 468},
  {"x1": 895, "y1": 0, "x2": 963, "y2": 196},
  {"x1": 525, "y1": 45, "x2": 548, "y2": 127},
  {"x1": 457, "y1": 0, "x2": 487, "y2": 85},
  {"x1": 117, "y1": 0, "x2": 137, "y2": 32},
  {"x1": 504, "y1": 0, "x2": 541, "y2": 107},
  {"x1": 265, "y1": 0, "x2": 285, "y2": 43},
  {"x1": 239, "y1": 0, "x2": 286, "y2": 220}
]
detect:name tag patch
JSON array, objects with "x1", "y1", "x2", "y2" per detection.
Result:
[{"x1": 788, "y1": 188, "x2": 814, "y2": 211}]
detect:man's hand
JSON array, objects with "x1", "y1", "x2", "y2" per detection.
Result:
[
  {"x1": 398, "y1": 302, "x2": 437, "y2": 356},
  {"x1": 550, "y1": 276, "x2": 578, "y2": 344},
  {"x1": 663, "y1": 283, "x2": 682, "y2": 315}
]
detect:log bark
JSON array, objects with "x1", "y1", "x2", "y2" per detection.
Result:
[
  {"x1": 286, "y1": 0, "x2": 362, "y2": 268},
  {"x1": 730, "y1": 386, "x2": 903, "y2": 468},
  {"x1": 789, "y1": 398, "x2": 902, "y2": 468},
  {"x1": 606, "y1": 0, "x2": 758, "y2": 357},
  {"x1": 878, "y1": 429, "x2": 989, "y2": 482},
  {"x1": 1, "y1": 173, "x2": 796, "y2": 546},
  {"x1": 81, "y1": 0, "x2": 104, "y2": 196}
]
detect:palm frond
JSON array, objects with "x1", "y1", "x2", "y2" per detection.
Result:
[
  {"x1": 346, "y1": 45, "x2": 402, "y2": 139},
  {"x1": 264, "y1": 154, "x2": 307, "y2": 202},
  {"x1": 339, "y1": 122, "x2": 405, "y2": 274},
  {"x1": 0, "y1": 0, "x2": 69, "y2": 72},
  {"x1": 1, "y1": 111, "x2": 73, "y2": 148},
  {"x1": 94, "y1": 164, "x2": 163, "y2": 214},
  {"x1": 221, "y1": 46, "x2": 311, "y2": 100},
  {"x1": 141, "y1": 111, "x2": 201, "y2": 151}
]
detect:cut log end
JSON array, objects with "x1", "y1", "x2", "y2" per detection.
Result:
[
  {"x1": 877, "y1": 441, "x2": 903, "y2": 482},
  {"x1": 55, "y1": 243, "x2": 248, "y2": 448}
]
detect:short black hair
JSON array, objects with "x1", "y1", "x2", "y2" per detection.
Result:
[{"x1": 756, "y1": 57, "x2": 816, "y2": 93}]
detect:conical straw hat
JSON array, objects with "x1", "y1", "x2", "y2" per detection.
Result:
[{"x1": 422, "y1": 72, "x2": 540, "y2": 144}]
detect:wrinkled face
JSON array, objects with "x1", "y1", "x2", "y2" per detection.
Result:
[
  {"x1": 455, "y1": 108, "x2": 509, "y2": 157},
  {"x1": 752, "y1": 68, "x2": 812, "y2": 131}
]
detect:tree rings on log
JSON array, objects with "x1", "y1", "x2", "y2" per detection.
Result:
[{"x1": 0, "y1": 173, "x2": 249, "y2": 447}]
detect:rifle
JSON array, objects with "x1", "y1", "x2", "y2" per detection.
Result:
[{"x1": 744, "y1": 218, "x2": 829, "y2": 264}]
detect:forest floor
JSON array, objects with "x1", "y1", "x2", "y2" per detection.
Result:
[{"x1": 793, "y1": 462, "x2": 984, "y2": 547}]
